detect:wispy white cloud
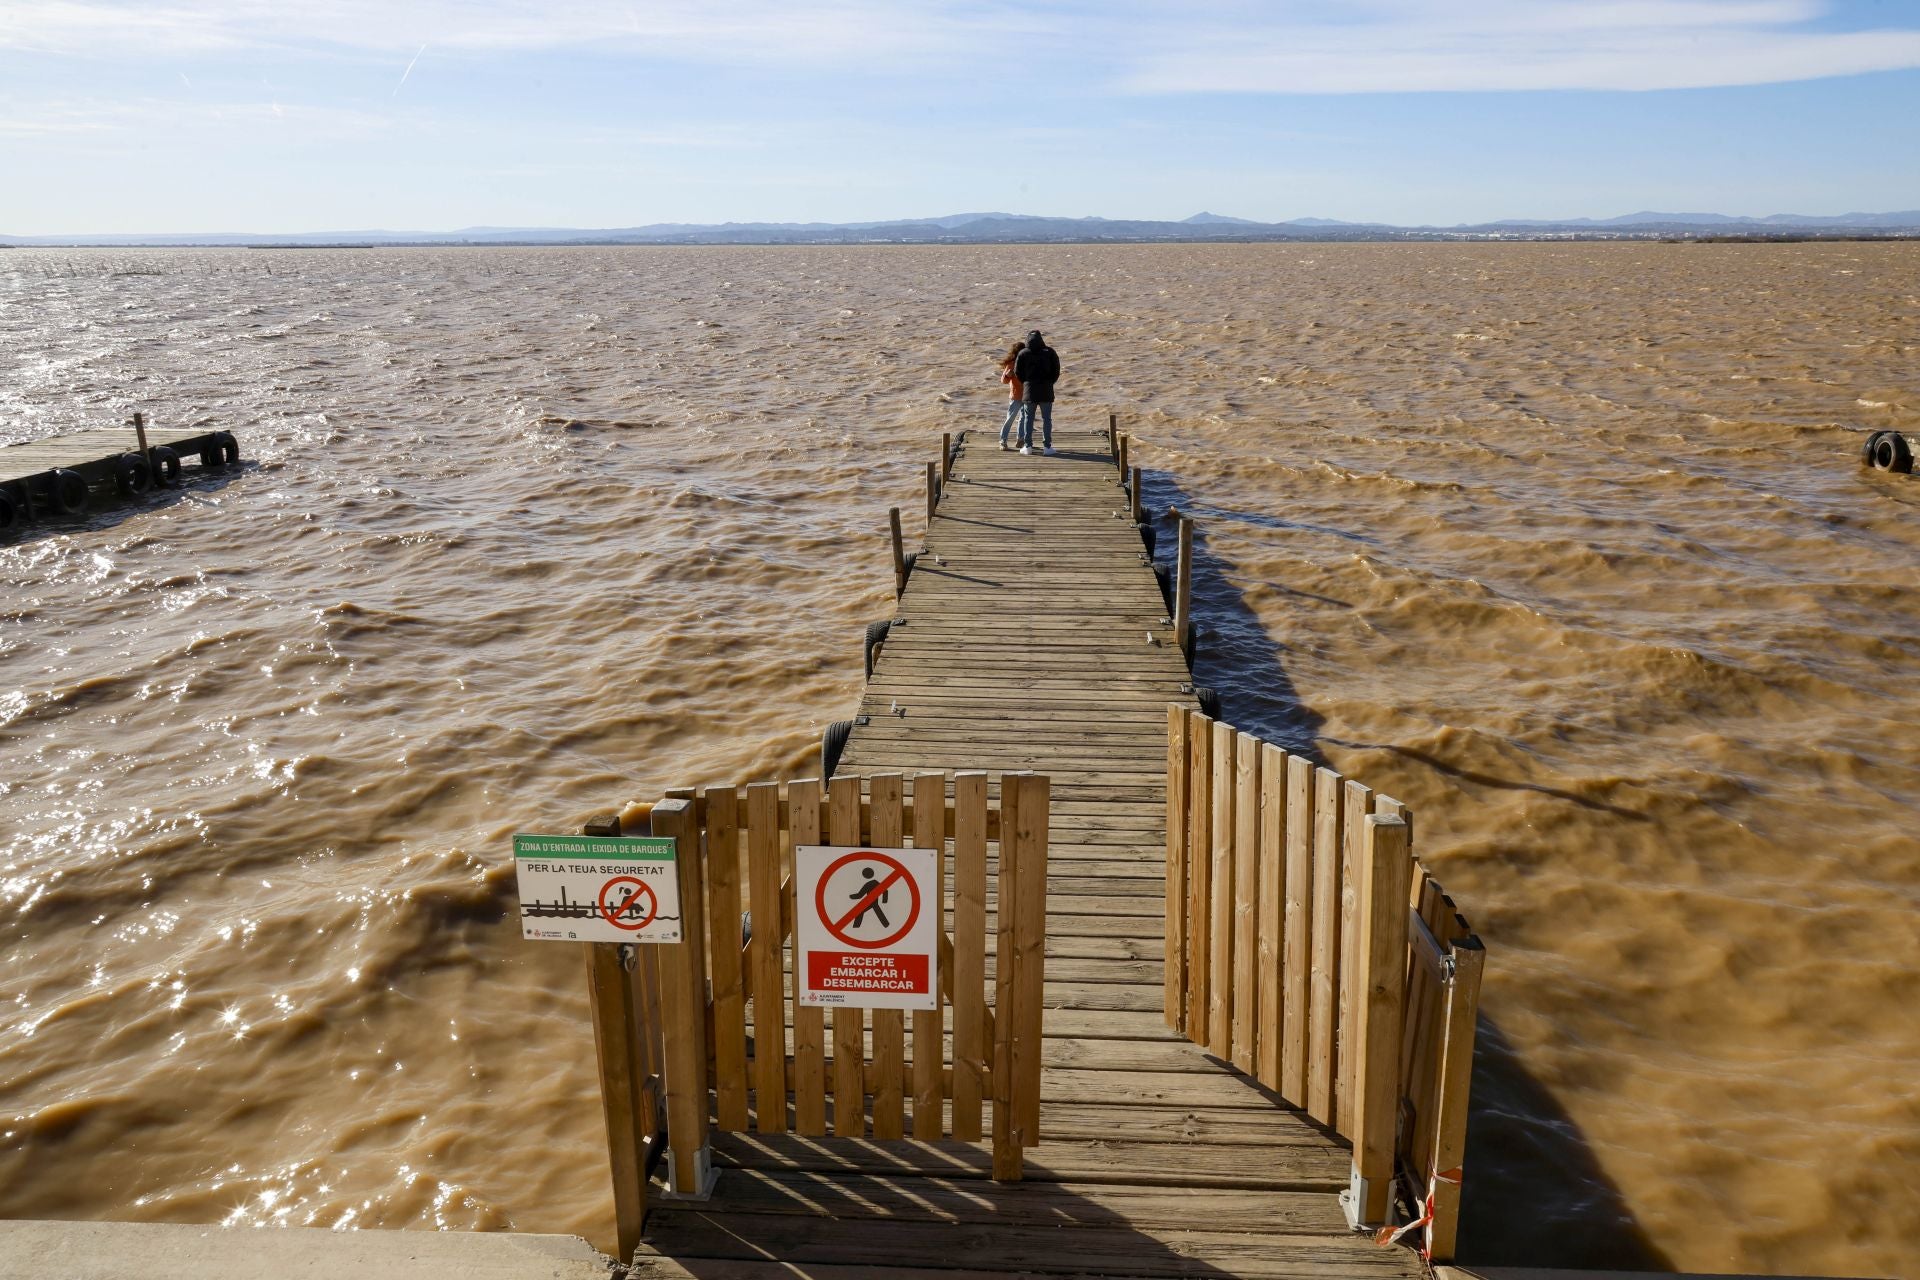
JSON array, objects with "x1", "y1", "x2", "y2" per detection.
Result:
[
  {"x1": 2, "y1": 0, "x2": 1915, "y2": 94},
  {"x1": 1123, "y1": 1, "x2": 1920, "y2": 94},
  {"x1": 0, "y1": 0, "x2": 1036, "y2": 64},
  {"x1": 0, "y1": 94, "x2": 400, "y2": 139}
]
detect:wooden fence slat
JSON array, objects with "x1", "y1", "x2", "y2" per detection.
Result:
[
  {"x1": 745, "y1": 783, "x2": 785, "y2": 1133},
  {"x1": 1335, "y1": 777, "x2": 1372, "y2": 1138},
  {"x1": 1231, "y1": 732, "x2": 1260, "y2": 1074},
  {"x1": 789, "y1": 780, "x2": 827, "y2": 1136},
  {"x1": 1425, "y1": 937, "x2": 1486, "y2": 1264},
  {"x1": 868, "y1": 774, "x2": 907, "y2": 1140},
  {"x1": 911, "y1": 772, "x2": 947, "y2": 1140},
  {"x1": 631, "y1": 942, "x2": 665, "y2": 1152},
  {"x1": 1207, "y1": 720, "x2": 1234, "y2": 1057},
  {"x1": 1256, "y1": 742, "x2": 1287, "y2": 1090},
  {"x1": 1185, "y1": 714, "x2": 1213, "y2": 1037},
  {"x1": 1164, "y1": 705, "x2": 1190, "y2": 1032},
  {"x1": 951, "y1": 771, "x2": 990, "y2": 1141},
  {"x1": 1281, "y1": 754, "x2": 1313, "y2": 1104},
  {"x1": 1352, "y1": 814, "x2": 1413, "y2": 1224},
  {"x1": 1307, "y1": 766, "x2": 1343, "y2": 1128},
  {"x1": 828, "y1": 774, "x2": 867, "y2": 1138},
  {"x1": 1010, "y1": 772, "x2": 1049, "y2": 1148},
  {"x1": 704, "y1": 784, "x2": 749, "y2": 1132},
  {"x1": 991, "y1": 774, "x2": 1023, "y2": 1180},
  {"x1": 653, "y1": 799, "x2": 711, "y2": 1194}
]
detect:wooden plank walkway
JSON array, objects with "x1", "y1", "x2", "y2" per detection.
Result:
[{"x1": 633, "y1": 426, "x2": 1425, "y2": 1279}]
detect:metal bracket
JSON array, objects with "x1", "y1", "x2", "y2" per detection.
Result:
[{"x1": 656, "y1": 1148, "x2": 719, "y2": 1202}]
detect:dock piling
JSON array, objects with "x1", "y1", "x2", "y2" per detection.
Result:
[
  {"x1": 940, "y1": 432, "x2": 952, "y2": 483},
  {"x1": 1130, "y1": 465, "x2": 1144, "y2": 527},
  {"x1": 1174, "y1": 514, "x2": 1193, "y2": 658},
  {"x1": 925, "y1": 461, "x2": 938, "y2": 524},
  {"x1": 889, "y1": 507, "x2": 907, "y2": 597}
]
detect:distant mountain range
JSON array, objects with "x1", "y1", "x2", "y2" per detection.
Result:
[{"x1": 5, "y1": 210, "x2": 1917, "y2": 247}]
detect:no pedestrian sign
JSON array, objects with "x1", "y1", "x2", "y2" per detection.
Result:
[
  {"x1": 796, "y1": 845, "x2": 938, "y2": 1011},
  {"x1": 513, "y1": 834, "x2": 683, "y2": 944}
]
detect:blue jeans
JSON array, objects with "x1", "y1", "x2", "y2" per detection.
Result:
[
  {"x1": 1020, "y1": 401, "x2": 1053, "y2": 449},
  {"x1": 999, "y1": 399, "x2": 1021, "y2": 446}
]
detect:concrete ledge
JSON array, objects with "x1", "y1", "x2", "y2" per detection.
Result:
[{"x1": 0, "y1": 1220, "x2": 616, "y2": 1280}]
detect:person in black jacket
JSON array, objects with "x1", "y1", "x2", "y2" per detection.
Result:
[{"x1": 1013, "y1": 330, "x2": 1061, "y2": 455}]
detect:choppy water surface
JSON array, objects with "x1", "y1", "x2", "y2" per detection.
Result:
[{"x1": 2, "y1": 243, "x2": 1916, "y2": 1276}]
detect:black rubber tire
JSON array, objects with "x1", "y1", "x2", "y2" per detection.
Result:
[
  {"x1": 114, "y1": 452, "x2": 153, "y2": 497},
  {"x1": 864, "y1": 620, "x2": 893, "y2": 679},
  {"x1": 200, "y1": 446, "x2": 222, "y2": 469},
  {"x1": 0, "y1": 488, "x2": 17, "y2": 535},
  {"x1": 1862, "y1": 431, "x2": 1889, "y2": 466},
  {"x1": 899, "y1": 552, "x2": 918, "y2": 592},
  {"x1": 149, "y1": 446, "x2": 182, "y2": 487},
  {"x1": 1869, "y1": 431, "x2": 1913, "y2": 474},
  {"x1": 821, "y1": 719, "x2": 856, "y2": 781},
  {"x1": 216, "y1": 431, "x2": 240, "y2": 466},
  {"x1": 1194, "y1": 687, "x2": 1221, "y2": 720},
  {"x1": 51, "y1": 469, "x2": 88, "y2": 516},
  {"x1": 1140, "y1": 524, "x2": 1156, "y2": 558}
]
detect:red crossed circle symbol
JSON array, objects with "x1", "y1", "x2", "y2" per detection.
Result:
[
  {"x1": 816, "y1": 851, "x2": 920, "y2": 950},
  {"x1": 597, "y1": 876, "x2": 659, "y2": 931}
]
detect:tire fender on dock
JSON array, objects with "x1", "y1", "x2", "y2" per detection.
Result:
[
  {"x1": 51, "y1": 469, "x2": 88, "y2": 516},
  {"x1": 0, "y1": 488, "x2": 18, "y2": 534},
  {"x1": 821, "y1": 719, "x2": 856, "y2": 780},
  {"x1": 149, "y1": 446, "x2": 182, "y2": 487},
  {"x1": 114, "y1": 453, "x2": 153, "y2": 497},
  {"x1": 215, "y1": 432, "x2": 241, "y2": 466}
]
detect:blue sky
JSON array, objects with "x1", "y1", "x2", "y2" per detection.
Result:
[{"x1": 2, "y1": 1, "x2": 1917, "y2": 234}]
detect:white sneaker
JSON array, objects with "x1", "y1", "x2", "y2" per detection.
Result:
[
  {"x1": 1043, "y1": 446, "x2": 1057, "y2": 456},
  {"x1": 1019, "y1": 445, "x2": 1032, "y2": 455}
]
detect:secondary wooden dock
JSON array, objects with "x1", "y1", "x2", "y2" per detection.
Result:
[
  {"x1": 625, "y1": 425, "x2": 1433, "y2": 1279},
  {"x1": 0, "y1": 416, "x2": 238, "y2": 534}
]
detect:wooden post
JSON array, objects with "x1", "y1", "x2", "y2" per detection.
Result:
[
  {"x1": 1117, "y1": 432, "x2": 1130, "y2": 481},
  {"x1": 1174, "y1": 515, "x2": 1194, "y2": 657},
  {"x1": 1208, "y1": 722, "x2": 1235, "y2": 1058},
  {"x1": 130, "y1": 411, "x2": 150, "y2": 457},
  {"x1": 889, "y1": 507, "x2": 907, "y2": 598},
  {"x1": 926, "y1": 461, "x2": 938, "y2": 524},
  {"x1": 582, "y1": 814, "x2": 649, "y2": 1261},
  {"x1": 1130, "y1": 465, "x2": 1144, "y2": 527},
  {"x1": 1307, "y1": 767, "x2": 1343, "y2": 1127},
  {"x1": 703, "y1": 784, "x2": 748, "y2": 1131},
  {"x1": 940, "y1": 431, "x2": 952, "y2": 482},
  {"x1": 651, "y1": 798, "x2": 713, "y2": 1196},
  {"x1": 1107, "y1": 411, "x2": 1117, "y2": 446},
  {"x1": 1350, "y1": 814, "x2": 1413, "y2": 1227},
  {"x1": 991, "y1": 777, "x2": 1023, "y2": 1180},
  {"x1": 1425, "y1": 936, "x2": 1485, "y2": 1262}
]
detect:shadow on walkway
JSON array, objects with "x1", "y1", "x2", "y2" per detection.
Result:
[{"x1": 1140, "y1": 468, "x2": 1674, "y2": 1271}]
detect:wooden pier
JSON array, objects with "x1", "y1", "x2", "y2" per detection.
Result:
[
  {"x1": 0, "y1": 415, "x2": 239, "y2": 535},
  {"x1": 581, "y1": 422, "x2": 1484, "y2": 1280}
]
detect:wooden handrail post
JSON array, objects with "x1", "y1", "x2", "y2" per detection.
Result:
[
  {"x1": 582, "y1": 811, "x2": 649, "y2": 1260},
  {"x1": 1347, "y1": 814, "x2": 1412, "y2": 1228},
  {"x1": 1107, "y1": 411, "x2": 1117, "y2": 447},
  {"x1": 889, "y1": 506, "x2": 907, "y2": 597},
  {"x1": 130, "y1": 411, "x2": 150, "y2": 457},
  {"x1": 1130, "y1": 465, "x2": 1144, "y2": 526},
  {"x1": 1425, "y1": 936, "x2": 1485, "y2": 1262},
  {"x1": 1117, "y1": 432, "x2": 1129, "y2": 482},
  {"x1": 926, "y1": 460, "x2": 938, "y2": 524},
  {"x1": 1174, "y1": 515, "x2": 1193, "y2": 657},
  {"x1": 652, "y1": 798, "x2": 715, "y2": 1198},
  {"x1": 940, "y1": 431, "x2": 952, "y2": 482}
]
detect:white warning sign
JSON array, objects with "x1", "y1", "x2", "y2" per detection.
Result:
[
  {"x1": 795, "y1": 844, "x2": 938, "y2": 1011},
  {"x1": 513, "y1": 833, "x2": 683, "y2": 944}
]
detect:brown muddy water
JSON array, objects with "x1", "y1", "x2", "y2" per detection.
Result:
[{"x1": 1, "y1": 243, "x2": 1916, "y2": 1276}]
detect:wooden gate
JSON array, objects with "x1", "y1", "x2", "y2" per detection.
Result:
[
  {"x1": 1164, "y1": 706, "x2": 1484, "y2": 1262},
  {"x1": 578, "y1": 770, "x2": 1050, "y2": 1260}
]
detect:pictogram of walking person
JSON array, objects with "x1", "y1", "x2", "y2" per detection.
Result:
[{"x1": 850, "y1": 865, "x2": 891, "y2": 930}]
